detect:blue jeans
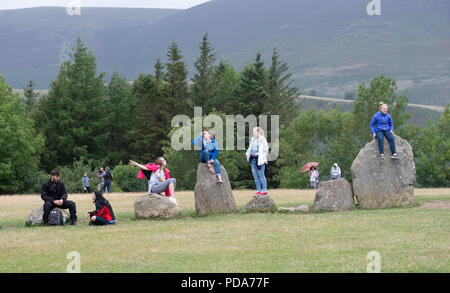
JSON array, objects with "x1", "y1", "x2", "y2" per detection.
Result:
[
  {"x1": 251, "y1": 159, "x2": 267, "y2": 192},
  {"x1": 200, "y1": 151, "x2": 221, "y2": 175},
  {"x1": 102, "y1": 181, "x2": 111, "y2": 193},
  {"x1": 376, "y1": 130, "x2": 396, "y2": 155}
]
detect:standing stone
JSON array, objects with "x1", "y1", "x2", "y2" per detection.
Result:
[
  {"x1": 194, "y1": 163, "x2": 238, "y2": 215},
  {"x1": 243, "y1": 194, "x2": 277, "y2": 213},
  {"x1": 351, "y1": 135, "x2": 415, "y2": 209},
  {"x1": 313, "y1": 178, "x2": 355, "y2": 211},
  {"x1": 134, "y1": 194, "x2": 182, "y2": 219},
  {"x1": 26, "y1": 206, "x2": 70, "y2": 226}
]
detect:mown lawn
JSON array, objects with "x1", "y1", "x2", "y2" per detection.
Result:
[{"x1": 0, "y1": 189, "x2": 448, "y2": 273}]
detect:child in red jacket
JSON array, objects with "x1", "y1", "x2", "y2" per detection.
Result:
[{"x1": 86, "y1": 191, "x2": 116, "y2": 225}]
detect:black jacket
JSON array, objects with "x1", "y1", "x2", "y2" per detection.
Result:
[{"x1": 41, "y1": 179, "x2": 68, "y2": 202}]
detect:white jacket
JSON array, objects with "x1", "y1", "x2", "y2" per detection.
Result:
[{"x1": 246, "y1": 136, "x2": 269, "y2": 166}]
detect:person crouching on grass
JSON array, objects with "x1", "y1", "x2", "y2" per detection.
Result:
[
  {"x1": 129, "y1": 157, "x2": 178, "y2": 205},
  {"x1": 86, "y1": 191, "x2": 116, "y2": 226}
]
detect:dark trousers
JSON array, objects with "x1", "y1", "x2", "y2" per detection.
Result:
[
  {"x1": 376, "y1": 130, "x2": 396, "y2": 155},
  {"x1": 83, "y1": 186, "x2": 91, "y2": 193},
  {"x1": 43, "y1": 200, "x2": 77, "y2": 224},
  {"x1": 90, "y1": 216, "x2": 114, "y2": 226}
]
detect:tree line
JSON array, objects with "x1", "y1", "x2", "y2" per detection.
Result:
[{"x1": 0, "y1": 34, "x2": 448, "y2": 194}]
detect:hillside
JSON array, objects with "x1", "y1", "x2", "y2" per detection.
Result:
[{"x1": 1, "y1": 1, "x2": 449, "y2": 106}]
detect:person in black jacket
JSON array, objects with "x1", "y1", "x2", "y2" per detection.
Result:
[
  {"x1": 41, "y1": 169, "x2": 77, "y2": 225},
  {"x1": 86, "y1": 191, "x2": 116, "y2": 226}
]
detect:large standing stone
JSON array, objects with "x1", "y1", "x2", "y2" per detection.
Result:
[
  {"x1": 26, "y1": 206, "x2": 70, "y2": 226},
  {"x1": 243, "y1": 195, "x2": 277, "y2": 213},
  {"x1": 194, "y1": 163, "x2": 238, "y2": 215},
  {"x1": 134, "y1": 194, "x2": 182, "y2": 219},
  {"x1": 313, "y1": 178, "x2": 355, "y2": 211},
  {"x1": 351, "y1": 135, "x2": 415, "y2": 209}
]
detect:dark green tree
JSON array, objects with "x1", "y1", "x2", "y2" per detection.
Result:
[
  {"x1": 34, "y1": 37, "x2": 108, "y2": 170},
  {"x1": 129, "y1": 73, "x2": 172, "y2": 163},
  {"x1": 23, "y1": 80, "x2": 39, "y2": 112},
  {"x1": 266, "y1": 47, "x2": 298, "y2": 124},
  {"x1": 154, "y1": 58, "x2": 164, "y2": 81},
  {"x1": 191, "y1": 33, "x2": 217, "y2": 113},
  {"x1": 234, "y1": 52, "x2": 269, "y2": 117},
  {"x1": 210, "y1": 58, "x2": 238, "y2": 113},
  {"x1": 105, "y1": 72, "x2": 136, "y2": 165},
  {"x1": 165, "y1": 41, "x2": 190, "y2": 115},
  {"x1": 0, "y1": 75, "x2": 43, "y2": 193}
]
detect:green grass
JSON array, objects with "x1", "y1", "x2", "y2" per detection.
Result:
[{"x1": 0, "y1": 189, "x2": 449, "y2": 273}]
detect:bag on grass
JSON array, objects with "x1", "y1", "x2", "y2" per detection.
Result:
[{"x1": 47, "y1": 209, "x2": 64, "y2": 226}]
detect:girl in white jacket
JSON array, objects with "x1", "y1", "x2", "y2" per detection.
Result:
[{"x1": 246, "y1": 127, "x2": 269, "y2": 197}]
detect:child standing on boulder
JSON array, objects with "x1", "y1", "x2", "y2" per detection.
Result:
[
  {"x1": 370, "y1": 102, "x2": 400, "y2": 160},
  {"x1": 246, "y1": 127, "x2": 269, "y2": 197},
  {"x1": 192, "y1": 130, "x2": 223, "y2": 183},
  {"x1": 129, "y1": 157, "x2": 178, "y2": 205}
]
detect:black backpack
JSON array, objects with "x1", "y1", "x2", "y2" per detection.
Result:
[{"x1": 47, "y1": 209, "x2": 64, "y2": 226}]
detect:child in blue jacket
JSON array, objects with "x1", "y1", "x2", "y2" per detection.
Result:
[
  {"x1": 192, "y1": 130, "x2": 223, "y2": 183},
  {"x1": 370, "y1": 102, "x2": 399, "y2": 160}
]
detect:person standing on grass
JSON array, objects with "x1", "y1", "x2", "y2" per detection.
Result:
[
  {"x1": 86, "y1": 190, "x2": 116, "y2": 226},
  {"x1": 246, "y1": 127, "x2": 269, "y2": 197},
  {"x1": 41, "y1": 169, "x2": 77, "y2": 226},
  {"x1": 97, "y1": 167, "x2": 105, "y2": 191},
  {"x1": 82, "y1": 172, "x2": 92, "y2": 193},
  {"x1": 102, "y1": 167, "x2": 113, "y2": 194},
  {"x1": 192, "y1": 130, "x2": 223, "y2": 183},
  {"x1": 330, "y1": 163, "x2": 341, "y2": 180},
  {"x1": 130, "y1": 157, "x2": 178, "y2": 205},
  {"x1": 370, "y1": 102, "x2": 400, "y2": 160},
  {"x1": 309, "y1": 166, "x2": 319, "y2": 189}
]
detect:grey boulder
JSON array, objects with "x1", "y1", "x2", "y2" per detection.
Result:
[
  {"x1": 351, "y1": 135, "x2": 415, "y2": 209},
  {"x1": 313, "y1": 178, "x2": 355, "y2": 211},
  {"x1": 194, "y1": 163, "x2": 238, "y2": 216},
  {"x1": 134, "y1": 194, "x2": 182, "y2": 219},
  {"x1": 243, "y1": 194, "x2": 277, "y2": 213},
  {"x1": 26, "y1": 206, "x2": 70, "y2": 226}
]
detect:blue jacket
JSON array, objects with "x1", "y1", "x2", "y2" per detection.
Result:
[
  {"x1": 192, "y1": 135, "x2": 220, "y2": 161},
  {"x1": 370, "y1": 111, "x2": 394, "y2": 134}
]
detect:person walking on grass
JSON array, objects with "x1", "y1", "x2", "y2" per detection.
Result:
[
  {"x1": 102, "y1": 167, "x2": 113, "y2": 194},
  {"x1": 130, "y1": 157, "x2": 178, "y2": 205},
  {"x1": 246, "y1": 127, "x2": 269, "y2": 197},
  {"x1": 82, "y1": 172, "x2": 92, "y2": 193},
  {"x1": 370, "y1": 102, "x2": 400, "y2": 160},
  {"x1": 41, "y1": 169, "x2": 77, "y2": 226},
  {"x1": 330, "y1": 163, "x2": 341, "y2": 180},
  {"x1": 97, "y1": 167, "x2": 105, "y2": 191},
  {"x1": 86, "y1": 191, "x2": 116, "y2": 226},
  {"x1": 309, "y1": 166, "x2": 319, "y2": 189},
  {"x1": 192, "y1": 130, "x2": 223, "y2": 183}
]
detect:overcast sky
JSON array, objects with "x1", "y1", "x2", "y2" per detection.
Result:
[{"x1": 0, "y1": 0, "x2": 211, "y2": 10}]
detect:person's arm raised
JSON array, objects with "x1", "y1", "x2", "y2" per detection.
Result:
[{"x1": 129, "y1": 160, "x2": 150, "y2": 171}]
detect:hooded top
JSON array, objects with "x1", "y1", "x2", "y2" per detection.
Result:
[
  {"x1": 370, "y1": 111, "x2": 394, "y2": 133},
  {"x1": 89, "y1": 191, "x2": 115, "y2": 222},
  {"x1": 192, "y1": 135, "x2": 220, "y2": 161}
]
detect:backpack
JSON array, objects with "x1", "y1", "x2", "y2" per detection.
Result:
[{"x1": 47, "y1": 209, "x2": 64, "y2": 226}]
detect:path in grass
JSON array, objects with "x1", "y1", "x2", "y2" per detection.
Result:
[{"x1": 0, "y1": 189, "x2": 449, "y2": 272}]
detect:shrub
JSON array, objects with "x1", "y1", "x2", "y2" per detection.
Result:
[{"x1": 113, "y1": 163, "x2": 147, "y2": 192}]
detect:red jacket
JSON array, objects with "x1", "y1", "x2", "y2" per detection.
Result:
[{"x1": 137, "y1": 163, "x2": 172, "y2": 196}]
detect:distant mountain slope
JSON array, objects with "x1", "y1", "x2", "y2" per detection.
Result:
[{"x1": 1, "y1": 1, "x2": 449, "y2": 106}]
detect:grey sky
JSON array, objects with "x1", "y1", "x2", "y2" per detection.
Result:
[{"x1": 0, "y1": 0, "x2": 211, "y2": 10}]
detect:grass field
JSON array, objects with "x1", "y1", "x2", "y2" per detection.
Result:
[{"x1": 0, "y1": 189, "x2": 449, "y2": 273}]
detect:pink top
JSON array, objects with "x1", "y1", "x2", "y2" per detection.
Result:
[{"x1": 137, "y1": 163, "x2": 172, "y2": 196}]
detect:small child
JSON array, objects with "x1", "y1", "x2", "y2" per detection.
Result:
[
  {"x1": 86, "y1": 191, "x2": 116, "y2": 225},
  {"x1": 81, "y1": 172, "x2": 91, "y2": 193}
]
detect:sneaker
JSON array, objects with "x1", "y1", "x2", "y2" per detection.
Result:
[
  {"x1": 253, "y1": 192, "x2": 262, "y2": 198},
  {"x1": 380, "y1": 154, "x2": 385, "y2": 160},
  {"x1": 261, "y1": 191, "x2": 268, "y2": 195},
  {"x1": 70, "y1": 220, "x2": 77, "y2": 226},
  {"x1": 391, "y1": 153, "x2": 400, "y2": 160},
  {"x1": 217, "y1": 177, "x2": 224, "y2": 183}
]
